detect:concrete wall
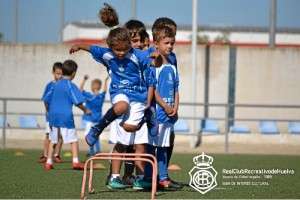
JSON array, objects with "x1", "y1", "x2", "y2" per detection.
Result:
[{"x1": 0, "y1": 44, "x2": 300, "y2": 133}]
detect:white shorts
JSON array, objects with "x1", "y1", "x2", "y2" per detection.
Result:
[
  {"x1": 50, "y1": 126, "x2": 78, "y2": 144},
  {"x1": 109, "y1": 119, "x2": 149, "y2": 145},
  {"x1": 148, "y1": 122, "x2": 174, "y2": 147},
  {"x1": 84, "y1": 121, "x2": 97, "y2": 135},
  {"x1": 112, "y1": 94, "x2": 146, "y2": 127},
  {"x1": 45, "y1": 122, "x2": 51, "y2": 134}
]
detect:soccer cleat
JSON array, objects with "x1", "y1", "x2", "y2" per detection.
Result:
[
  {"x1": 144, "y1": 107, "x2": 159, "y2": 137},
  {"x1": 38, "y1": 156, "x2": 47, "y2": 163},
  {"x1": 45, "y1": 163, "x2": 53, "y2": 170},
  {"x1": 54, "y1": 156, "x2": 62, "y2": 163},
  {"x1": 72, "y1": 162, "x2": 85, "y2": 170},
  {"x1": 107, "y1": 177, "x2": 126, "y2": 189},
  {"x1": 159, "y1": 179, "x2": 183, "y2": 189},
  {"x1": 133, "y1": 179, "x2": 152, "y2": 190},
  {"x1": 85, "y1": 126, "x2": 102, "y2": 146},
  {"x1": 122, "y1": 175, "x2": 135, "y2": 186}
]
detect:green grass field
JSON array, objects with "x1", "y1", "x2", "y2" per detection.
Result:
[{"x1": 0, "y1": 149, "x2": 299, "y2": 199}]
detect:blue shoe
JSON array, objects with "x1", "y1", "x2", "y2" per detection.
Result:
[
  {"x1": 133, "y1": 178, "x2": 152, "y2": 190},
  {"x1": 145, "y1": 107, "x2": 158, "y2": 137},
  {"x1": 85, "y1": 126, "x2": 102, "y2": 146},
  {"x1": 107, "y1": 177, "x2": 126, "y2": 189}
]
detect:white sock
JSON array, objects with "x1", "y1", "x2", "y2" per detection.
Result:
[
  {"x1": 135, "y1": 175, "x2": 144, "y2": 181},
  {"x1": 54, "y1": 153, "x2": 59, "y2": 157},
  {"x1": 46, "y1": 158, "x2": 53, "y2": 165},
  {"x1": 111, "y1": 174, "x2": 120, "y2": 179},
  {"x1": 43, "y1": 154, "x2": 48, "y2": 157},
  {"x1": 72, "y1": 157, "x2": 79, "y2": 163}
]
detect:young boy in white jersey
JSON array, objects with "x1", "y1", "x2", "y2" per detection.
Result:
[
  {"x1": 44, "y1": 60, "x2": 91, "y2": 170},
  {"x1": 39, "y1": 62, "x2": 63, "y2": 163},
  {"x1": 144, "y1": 25, "x2": 182, "y2": 189},
  {"x1": 80, "y1": 74, "x2": 109, "y2": 157}
]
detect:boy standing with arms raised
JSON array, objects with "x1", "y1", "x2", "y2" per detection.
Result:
[{"x1": 44, "y1": 60, "x2": 91, "y2": 170}]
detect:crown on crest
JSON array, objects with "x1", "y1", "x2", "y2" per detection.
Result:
[{"x1": 193, "y1": 152, "x2": 214, "y2": 167}]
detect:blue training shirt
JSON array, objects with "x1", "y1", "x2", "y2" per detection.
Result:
[
  {"x1": 42, "y1": 81, "x2": 55, "y2": 122},
  {"x1": 82, "y1": 90, "x2": 106, "y2": 123},
  {"x1": 90, "y1": 46, "x2": 153, "y2": 104},
  {"x1": 149, "y1": 64, "x2": 179, "y2": 124},
  {"x1": 145, "y1": 46, "x2": 178, "y2": 68},
  {"x1": 44, "y1": 78, "x2": 85, "y2": 129}
]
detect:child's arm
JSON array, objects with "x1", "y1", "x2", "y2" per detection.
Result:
[
  {"x1": 77, "y1": 103, "x2": 92, "y2": 115},
  {"x1": 147, "y1": 87, "x2": 155, "y2": 107},
  {"x1": 44, "y1": 102, "x2": 49, "y2": 113},
  {"x1": 173, "y1": 92, "x2": 179, "y2": 115},
  {"x1": 79, "y1": 75, "x2": 89, "y2": 91},
  {"x1": 103, "y1": 75, "x2": 110, "y2": 92},
  {"x1": 69, "y1": 44, "x2": 92, "y2": 54},
  {"x1": 154, "y1": 90, "x2": 173, "y2": 115}
]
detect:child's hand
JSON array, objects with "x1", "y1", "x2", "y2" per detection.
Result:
[
  {"x1": 85, "y1": 109, "x2": 92, "y2": 115},
  {"x1": 164, "y1": 105, "x2": 173, "y2": 115},
  {"x1": 69, "y1": 45, "x2": 80, "y2": 54},
  {"x1": 84, "y1": 74, "x2": 89, "y2": 80},
  {"x1": 168, "y1": 108, "x2": 178, "y2": 117}
]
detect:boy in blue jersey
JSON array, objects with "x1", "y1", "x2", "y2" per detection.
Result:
[
  {"x1": 44, "y1": 60, "x2": 91, "y2": 170},
  {"x1": 39, "y1": 62, "x2": 63, "y2": 163},
  {"x1": 79, "y1": 74, "x2": 109, "y2": 156},
  {"x1": 69, "y1": 28, "x2": 162, "y2": 146},
  {"x1": 146, "y1": 18, "x2": 179, "y2": 178},
  {"x1": 144, "y1": 25, "x2": 183, "y2": 189}
]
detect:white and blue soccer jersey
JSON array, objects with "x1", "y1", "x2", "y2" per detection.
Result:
[
  {"x1": 90, "y1": 46, "x2": 153, "y2": 104},
  {"x1": 149, "y1": 64, "x2": 179, "y2": 124},
  {"x1": 44, "y1": 78, "x2": 85, "y2": 129},
  {"x1": 42, "y1": 81, "x2": 55, "y2": 122},
  {"x1": 82, "y1": 90, "x2": 106, "y2": 123}
]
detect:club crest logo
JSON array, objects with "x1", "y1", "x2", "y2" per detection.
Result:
[
  {"x1": 119, "y1": 64, "x2": 124, "y2": 72},
  {"x1": 189, "y1": 153, "x2": 218, "y2": 194}
]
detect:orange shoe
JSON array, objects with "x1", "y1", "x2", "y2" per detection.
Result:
[
  {"x1": 45, "y1": 163, "x2": 53, "y2": 170},
  {"x1": 54, "y1": 156, "x2": 62, "y2": 163},
  {"x1": 72, "y1": 162, "x2": 85, "y2": 170},
  {"x1": 38, "y1": 156, "x2": 47, "y2": 163}
]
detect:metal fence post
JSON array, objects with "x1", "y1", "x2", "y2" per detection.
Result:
[{"x1": 2, "y1": 100, "x2": 7, "y2": 149}]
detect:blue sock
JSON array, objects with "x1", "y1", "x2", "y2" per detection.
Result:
[
  {"x1": 144, "y1": 145, "x2": 156, "y2": 180},
  {"x1": 95, "y1": 107, "x2": 119, "y2": 132},
  {"x1": 89, "y1": 145, "x2": 94, "y2": 156},
  {"x1": 95, "y1": 138, "x2": 100, "y2": 153},
  {"x1": 157, "y1": 147, "x2": 168, "y2": 181}
]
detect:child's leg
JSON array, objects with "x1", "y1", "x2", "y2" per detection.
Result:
[
  {"x1": 45, "y1": 126, "x2": 59, "y2": 168},
  {"x1": 123, "y1": 145, "x2": 135, "y2": 178},
  {"x1": 166, "y1": 131, "x2": 175, "y2": 166},
  {"x1": 95, "y1": 138, "x2": 100, "y2": 153},
  {"x1": 71, "y1": 141, "x2": 80, "y2": 163},
  {"x1": 157, "y1": 147, "x2": 168, "y2": 182},
  {"x1": 54, "y1": 135, "x2": 63, "y2": 156},
  {"x1": 43, "y1": 134, "x2": 50, "y2": 157},
  {"x1": 134, "y1": 144, "x2": 146, "y2": 176},
  {"x1": 122, "y1": 102, "x2": 147, "y2": 132},
  {"x1": 108, "y1": 144, "x2": 127, "y2": 189},
  {"x1": 46, "y1": 142, "x2": 56, "y2": 165},
  {"x1": 144, "y1": 145, "x2": 156, "y2": 180}
]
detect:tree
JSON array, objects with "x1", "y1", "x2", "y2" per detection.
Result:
[
  {"x1": 0, "y1": 32, "x2": 2, "y2": 42},
  {"x1": 214, "y1": 32, "x2": 230, "y2": 44}
]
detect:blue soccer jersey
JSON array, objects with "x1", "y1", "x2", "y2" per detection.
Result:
[
  {"x1": 42, "y1": 81, "x2": 55, "y2": 122},
  {"x1": 44, "y1": 78, "x2": 85, "y2": 129},
  {"x1": 149, "y1": 64, "x2": 179, "y2": 124},
  {"x1": 82, "y1": 90, "x2": 106, "y2": 123},
  {"x1": 90, "y1": 46, "x2": 153, "y2": 104}
]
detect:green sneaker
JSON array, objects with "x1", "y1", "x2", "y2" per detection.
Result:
[
  {"x1": 133, "y1": 179, "x2": 152, "y2": 190},
  {"x1": 107, "y1": 177, "x2": 126, "y2": 189}
]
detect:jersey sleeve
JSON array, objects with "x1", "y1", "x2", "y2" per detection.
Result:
[
  {"x1": 70, "y1": 82, "x2": 85, "y2": 105},
  {"x1": 41, "y1": 82, "x2": 51, "y2": 101},
  {"x1": 82, "y1": 90, "x2": 93, "y2": 99},
  {"x1": 90, "y1": 46, "x2": 108, "y2": 66},
  {"x1": 137, "y1": 50, "x2": 153, "y2": 70},
  {"x1": 148, "y1": 67, "x2": 157, "y2": 88},
  {"x1": 43, "y1": 86, "x2": 53, "y2": 104},
  {"x1": 100, "y1": 91, "x2": 106, "y2": 99}
]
